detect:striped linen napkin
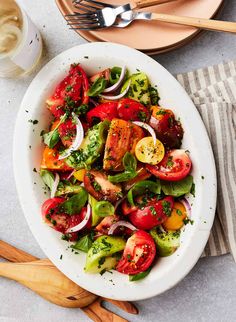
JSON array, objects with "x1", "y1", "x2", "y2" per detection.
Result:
[{"x1": 176, "y1": 60, "x2": 236, "y2": 260}]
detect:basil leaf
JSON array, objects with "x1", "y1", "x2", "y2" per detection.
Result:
[
  {"x1": 59, "y1": 187, "x2": 88, "y2": 215},
  {"x1": 42, "y1": 113, "x2": 67, "y2": 149},
  {"x1": 40, "y1": 169, "x2": 54, "y2": 190},
  {"x1": 129, "y1": 267, "x2": 152, "y2": 282},
  {"x1": 127, "y1": 180, "x2": 161, "y2": 206},
  {"x1": 94, "y1": 201, "x2": 115, "y2": 217},
  {"x1": 88, "y1": 77, "x2": 107, "y2": 97},
  {"x1": 123, "y1": 152, "x2": 137, "y2": 172},
  {"x1": 108, "y1": 170, "x2": 137, "y2": 183},
  {"x1": 108, "y1": 153, "x2": 137, "y2": 183},
  {"x1": 72, "y1": 234, "x2": 93, "y2": 252},
  {"x1": 43, "y1": 128, "x2": 60, "y2": 148},
  {"x1": 161, "y1": 175, "x2": 193, "y2": 197},
  {"x1": 109, "y1": 67, "x2": 122, "y2": 85}
]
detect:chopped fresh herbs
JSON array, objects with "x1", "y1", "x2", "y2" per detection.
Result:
[
  {"x1": 28, "y1": 119, "x2": 38, "y2": 125},
  {"x1": 162, "y1": 200, "x2": 172, "y2": 217},
  {"x1": 149, "y1": 86, "x2": 160, "y2": 105}
]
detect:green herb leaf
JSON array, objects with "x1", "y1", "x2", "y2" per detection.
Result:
[
  {"x1": 129, "y1": 267, "x2": 152, "y2": 282},
  {"x1": 161, "y1": 175, "x2": 193, "y2": 197},
  {"x1": 108, "y1": 171, "x2": 137, "y2": 183},
  {"x1": 109, "y1": 67, "x2": 122, "y2": 85},
  {"x1": 43, "y1": 129, "x2": 60, "y2": 148},
  {"x1": 88, "y1": 77, "x2": 107, "y2": 97},
  {"x1": 59, "y1": 187, "x2": 88, "y2": 215},
  {"x1": 94, "y1": 201, "x2": 115, "y2": 217},
  {"x1": 108, "y1": 153, "x2": 137, "y2": 183},
  {"x1": 123, "y1": 152, "x2": 137, "y2": 172},
  {"x1": 40, "y1": 169, "x2": 55, "y2": 190},
  {"x1": 127, "y1": 180, "x2": 161, "y2": 206},
  {"x1": 42, "y1": 113, "x2": 67, "y2": 148},
  {"x1": 72, "y1": 234, "x2": 93, "y2": 252}
]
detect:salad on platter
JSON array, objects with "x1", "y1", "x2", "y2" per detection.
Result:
[{"x1": 40, "y1": 63, "x2": 194, "y2": 281}]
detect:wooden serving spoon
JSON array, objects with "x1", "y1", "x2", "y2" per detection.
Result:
[{"x1": 0, "y1": 240, "x2": 138, "y2": 321}]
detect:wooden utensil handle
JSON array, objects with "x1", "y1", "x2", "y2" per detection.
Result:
[
  {"x1": 0, "y1": 240, "x2": 138, "y2": 316},
  {"x1": 131, "y1": 0, "x2": 176, "y2": 10},
  {"x1": 0, "y1": 240, "x2": 38, "y2": 262},
  {"x1": 151, "y1": 13, "x2": 236, "y2": 33}
]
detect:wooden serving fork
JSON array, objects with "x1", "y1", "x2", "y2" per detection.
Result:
[{"x1": 0, "y1": 240, "x2": 138, "y2": 322}]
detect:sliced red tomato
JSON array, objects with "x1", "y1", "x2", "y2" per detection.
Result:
[
  {"x1": 42, "y1": 198, "x2": 88, "y2": 240},
  {"x1": 121, "y1": 199, "x2": 138, "y2": 216},
  {"x1": 116, "y1": 230, "x2": 156, "y2": 275},
  {"x1": 95, "y1": 215, "x2": 120, "y2": 235},
  {"x1": 86, "y1": 102, "x2": 118, "y2": 125},
  {"x1": 84, "y1": 170, "x2": 122, "y2": 203},
  {"x1": 129, "y1": 196, "x2": 174, "y2": 230},
  {"x1": 117, "y1": 98, "x2": 150, "y2": 122},
  {"x1": 89, "y1": 68, "x2": 110, "y2": 83},
  {"x1": 46, "y1": 64, "x2": 89, "y2": 118},
  {"x1": 41, "y1": 146, "x2": 73, "y2": 172},
  {"x1": 146, "y1": 149, "x2": 192, "y2": 182},
  {"x1": 58, "y1": 119, "x2": 76, "y2": 148},
  {"x1": 150, "y1": 106, "x2": 183, "y2": 149}
]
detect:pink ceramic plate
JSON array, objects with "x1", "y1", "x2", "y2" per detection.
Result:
[{"x1": 56, "y1": 0, "x2": 224, "y2": 52}]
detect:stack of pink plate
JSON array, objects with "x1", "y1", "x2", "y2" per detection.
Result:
[{"x1": 56, "y1": 0, "x2": 224, "y2": 54}]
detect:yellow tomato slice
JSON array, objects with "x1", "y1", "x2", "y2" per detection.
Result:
[
  {"x1": 73, "y1": 169, "x2": 86, "y2": 181},
  {"x1": 135, "y1": 136, "x2": 165, "y2": 165},
  {"x1": 163, "y1": 201, "x2": 187, "y2": 231}
]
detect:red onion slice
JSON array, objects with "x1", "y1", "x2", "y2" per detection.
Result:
[
  {"x1": 102, "y1": 66, "x2": 126, "y2": 93},
  {"x1": 108, "y1": 220, "x2": 137, "y2": 235},
  {"x1": 180, "y1": 197, "x2": 192, "y2": 218},
  {"x1": 100, "y1": 80, "x2": 131, "y2": 100},
  {"x1": 50, "y1": 173, "x2": 60, "y2": 198},
  {"x1": 149, "y1": 116, "x2": 159, "y2": 130},
  {"x1": 114, "y1": 196, "x2": 126, "y2": 211},
  {"x1": 132, "y1": 121, "x2": 157, "y2": 146},
  {"x1": 66, "y1": 204, "x2": 91, "y2": 233},
  {"x1": 59, "y1": 113, "x2": 84, "y2": 160}
]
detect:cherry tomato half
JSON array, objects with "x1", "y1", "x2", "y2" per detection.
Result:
[
  {"x1": 146, "y1": 149, "x2": 192, "y2": 182},
  {"x1": 117, "y1": 98, "x2": 150, "y2": 122},
  {"x1": 116, "y1": 230, "x2": 156, "y2": 275},
  {"x1": 86, "y1": 102, "x2": 118, "y2": 125},
  {"x1": 41, "y1": 146, "x2": 73, "y2": 172},
  {"x1": 129, "y1": 196, "x2": 174, "y2": 230}
]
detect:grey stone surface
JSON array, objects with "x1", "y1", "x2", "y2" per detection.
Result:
[{"x1": 0, "y1": 0, "x2": 236, "y2": 321}]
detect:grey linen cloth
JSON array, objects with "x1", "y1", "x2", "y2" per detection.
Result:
[{"x1": 176, "y1": 60, "x2": 236, "y2": 259}]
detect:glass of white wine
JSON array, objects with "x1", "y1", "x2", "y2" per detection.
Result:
[{"x1": 0, "y1": 0, "x2": 42, "y2": 78}]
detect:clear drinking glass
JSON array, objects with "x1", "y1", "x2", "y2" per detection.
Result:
[{"x1": 0, "y1": 0, "x2": 42, "y2": 78}]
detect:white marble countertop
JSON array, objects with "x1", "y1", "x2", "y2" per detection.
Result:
[{"x1": 1, "y1": 1, "x2": 236, "y2": 321}]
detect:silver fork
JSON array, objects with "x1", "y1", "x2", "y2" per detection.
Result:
[
  {"x1": 67, "y1": 0, "x2": 236, "y2": 34},
  {"x1": 66, "y1": 0, "x2": 175, "y2": 30},
  {"x1": 66, "y1": 3, "x2": 132, "y2": 30}
]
